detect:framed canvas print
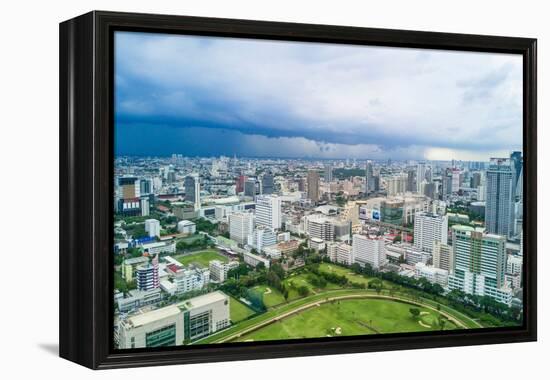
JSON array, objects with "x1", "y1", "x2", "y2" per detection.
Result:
[{"x1": 59, "y1": 11, "x2": 537, "y2": 369}]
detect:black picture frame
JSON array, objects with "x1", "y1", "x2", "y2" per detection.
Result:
[{"x1": 59, "y1": 10, "x2": 537, "y2": 370}]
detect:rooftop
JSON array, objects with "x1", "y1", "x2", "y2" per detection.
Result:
[
  {"x1": 127, "y1": 304, "x2": 181, "y2": 327},
  {"x1": 179, "y1": 290, "x2": 228, "y2": 310}
]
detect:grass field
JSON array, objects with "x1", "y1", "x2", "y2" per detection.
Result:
[
  {"x1": 176, "y1": 250, "x2": 228, "y2": 268},
  {"x1": 230, "y1": 297, "x2": 256, "y2": 323},
  {"x1": 236, "y1": 298, "x2": 458, "y2": 342},
  {"x1": 318, "y1": 263, "x2": 393, "y2": 288},
  {"x1": 252, "y1": 285, "x2": 286, "y2": 308}
]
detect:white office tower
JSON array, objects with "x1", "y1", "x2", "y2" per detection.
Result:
[
  {"x1": 144, "y1": 219, "x2": 161, "y2": 238},
  {"x1": 247, "y1": 227, "x2": 277, "y2": 253},
  {"x1": 485, "y1": 158, "x2": 514, "y2": 238},
  {"x1": 413, "y1": 212, "x2": 448, "y2": 253},
  {"x1": 352, "y1": 234, "x2": 386, "y2": 269},
  {"x1": 185, "y1": 174, "x2": 201, "y2": 210},
  {"x1": 433, "y1": 240, "x2": 454, "y2": 273},
  {"x1": 229, "y1": 212, "x2": 254, "y2": 245},
  {"x1": 416, "y1": 163, "x2": 426, "y2": 193},
  {"x1": 327, "y1": 242, "x2": 353, "y2": 266},
  {"x1": 255, "y1": 194, "x2": 282, "y2": 230},
  {"x1": 448, "y1": 225, "x2": 512, "y2": 305}
]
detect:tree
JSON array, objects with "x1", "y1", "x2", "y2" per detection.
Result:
[
  {"x1": 409, "y1": 308, "x2": 421, "y2": 319},
  {"x1": 297, "y1": 285, "x2": 310, "y2": 297}
]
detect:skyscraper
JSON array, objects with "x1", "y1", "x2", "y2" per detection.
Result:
[
  {"x1": 510, "y1": 151, "x2": 523, "y2": 199},
  {"x1": 261, "y1": 172, "x2": 275, "y2": 194},
  {"x1": 413, "y1": 212, "x2": 448, "y2": 253},
  {"x1": 416, "y1": 163, "x2": 426, "y2": 193},
  {"x1": 485, "y1": 158, "x2": 514, "y2": 237},
  {"x1": 307, "y1": 170, "x2": 320, "y2": 203},
  {"x1": 324, "y1": 164, "x2": 333, "y2": 183},
  {"x1": 255, "y1": 194, "x2": 282, "y2": 230},
  {"x1": 144, "y1": 219, "x2": 161, "y2": 238},
  {"x1": 365, "y1": 161, "x2": 373, "y2": 193},
  {"x1": 185, "y1": 174, "x2": 201, "y2": 210},
  {"x1": 448, "y1": 225, "x2": 512, "y2": 305}
]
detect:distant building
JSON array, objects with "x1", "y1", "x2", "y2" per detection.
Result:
[
  {"x1": 167, "y1": 266, "x2": 210, "y2": 294},
  {"x1": 185, "y1": 174, "x2": 201, "y2": 210},
  {"x1": 325, "y1": 164, "x2": 333, "y2": 183},
  {"x1": 307, "y1": 170, "x2": 320, "y2": 203},
  {"x1": 485, "y1": 158, "x2": 514, "y2": 238},
  {"x1": 117, "y1": 291, "x2": 230, "y2": 348},
  {"x1": 262, "y1": 172, "x2": 275, "y2": 194},
  {"x1": 145, "y1": 219, "x2": 161, "y2": 238}
]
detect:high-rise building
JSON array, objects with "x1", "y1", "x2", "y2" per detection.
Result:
[
  {"x1": 261, "y1": 172, "x2": 275, "y2": 194},
  {"x1": 510, "y1": 151, "x2": 523, "y2": 199},
  {"x1": 352, "y1": 234, "x2": 386, "y2": 269},
  {"x1": 451, "y1": 168, "x2": 461, "y2": 193},
  {"x1": 448, "y1": 225, "x2": 512, "y2": 305},
  {"x1": 433, "y1": 240, "x2": 453, "y2": 273},
  {"x1": 229, "y1": 212, "x2": 254, "y2": 245},
  {"x1": 365, "y1": 161, "x2": 374, "y2": 193},
  {"x1": 413, "y1": 212, "x2": 448, "y2": 253},
  {"x1": 406, "y1": 169, "x2": 416, "y2": 192},
  {"x1": 485, "y1": 158, "x2": 514, "y2": 237},
  {"x1": 307, "y1": 170, "x2": 320, "y2": 203},
  {"x1": 136, "y1": 254, "x2": 159, "y2": 291},
  {"x1": 236, "y1": 175, "x2": 247, "y2": 194},
  {"x1": 185, "y1": 174, "x2": 201, "y2": 210},
  {"x1": 116, "y1": 176, "x2": 142, "y2": 216},
  {"x1": 416, "y1": 163, "x2": 426, "y2": 193},
  {"x1": 144, "y1": 219, "x2": 161, "y2": 238},
  {"x1": 470, "y1": 172, "x2": 482, "y2": 189},
  {"x1": 324, "y1": 164, "x2": 333, "y2": 183},
  {"x1": 387, "y1": 175, "x2": 407, "y2": 196},
  {"x1": 255, "y1": 194, "x2": 282, "y2": 230}
]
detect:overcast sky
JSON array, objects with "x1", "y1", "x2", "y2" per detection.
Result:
[{"x1": 114, "y1": 31, "x2": 523, "y2": 161}]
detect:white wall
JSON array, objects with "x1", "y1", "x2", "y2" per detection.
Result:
[{"x1": 1, "y1": 0, "x2": 547, "y2": 378}]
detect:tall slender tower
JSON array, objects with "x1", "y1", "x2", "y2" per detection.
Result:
[
  {"x1": 307, "y1": 170, "x2": 320, "y2": 203},
  {"x1": 485, "y1": 158, "x2": 514, "y2": 237}
]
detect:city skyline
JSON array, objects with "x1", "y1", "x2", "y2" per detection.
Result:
[{"x1": 115, "y1": 32, "x2": 522, "y2": 161}]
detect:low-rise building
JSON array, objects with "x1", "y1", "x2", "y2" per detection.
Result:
[
  {"x1": 121, "y1": 256, "x2": 149, "y2": 282},
  {"x1": 177, "y1": 220, "x2": 196, "y2": 235},
  {"x1": 117, "y1": 291, "x2": 230, "y2": 348},
  {"x1": 327, "y1": 241, "x2": 353, "y2": 266},
  {"x1": 414, "y1": 262, "x2": 449, "y2": 287},
  {"x1": 209, "y1": 260, "x2": 239, "y2": 283},
  {"x1": 116, "y1": 288, "x2": 163, "y2": 313},
  {"x1": 243, "y1": 251, "x2": 271, "y2": 269},
  {"x1": 308, "y1": 237, "x2": 326, "y2": 252}
]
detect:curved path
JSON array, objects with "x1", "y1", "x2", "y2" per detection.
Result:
[{"x1": 195, "y1": 290, "x2": 479, "y2": 344}]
